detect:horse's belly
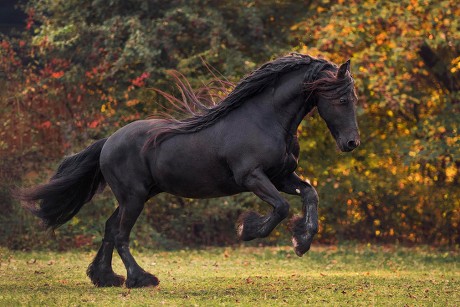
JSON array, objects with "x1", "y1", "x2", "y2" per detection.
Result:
[
  {"x1": 156, "y1": 166, "x2": 245, "y2": 198},
  {"x1": 152, "y1": 143, "x2": 245, "y2": 198}
]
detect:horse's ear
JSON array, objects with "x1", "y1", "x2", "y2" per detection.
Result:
[{"x1": 337, "y1": 59, "x2": 351, "y2": 79}]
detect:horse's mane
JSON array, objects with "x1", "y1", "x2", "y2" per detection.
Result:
[{"x1": 145, "y1": 53, "x2": 352, "y2": 148}]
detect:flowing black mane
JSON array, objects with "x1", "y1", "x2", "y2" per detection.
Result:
[{"x1": 146, "y1": 53, "x2": 352, "y2": 147}]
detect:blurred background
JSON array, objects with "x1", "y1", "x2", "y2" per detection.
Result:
[{"x1": 0, "y1": 0, "x2": 458, "y2": 250}]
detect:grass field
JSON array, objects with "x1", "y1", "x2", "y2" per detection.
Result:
[{"x1": 0, "y1": 245, "x2": 458, "y2": 306}]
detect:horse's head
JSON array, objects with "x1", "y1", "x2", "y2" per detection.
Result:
[{"x1": 307, "y1": 60, "x2": 360, "y2": 152}]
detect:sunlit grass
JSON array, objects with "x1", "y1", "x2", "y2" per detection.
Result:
[{"x1": 0, "y1": 245, "x2": 458, "y2": 306}]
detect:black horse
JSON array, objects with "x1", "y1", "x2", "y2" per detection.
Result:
[{"x1": 19, "y1": 53, "x2": 360, "y2": 288}]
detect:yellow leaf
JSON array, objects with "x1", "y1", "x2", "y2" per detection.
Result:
[
  {"x1": 290, "y1": 23, "x2": 302, "y2": 31},
  {"x1": 446, "y1": 165, "x2": 457, "y2": 182}
]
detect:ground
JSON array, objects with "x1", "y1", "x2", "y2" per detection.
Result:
[{"x1": 0, "y1": 245, "x2": 458, "y2": 306}]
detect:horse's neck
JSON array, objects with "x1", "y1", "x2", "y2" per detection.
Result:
[{"x1": 272, "y1": 68, "x2": 315, "y2": 135}]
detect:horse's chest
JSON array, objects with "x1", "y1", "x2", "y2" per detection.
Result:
[{"x1": 267, "y1": 137, "x2": 299, "y2": 179}]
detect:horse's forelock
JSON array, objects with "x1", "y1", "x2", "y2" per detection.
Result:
[{"x1": 304, "y1": 68, "x2": 355, "y2": 99}]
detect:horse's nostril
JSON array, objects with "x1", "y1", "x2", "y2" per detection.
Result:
[{"x1": 347, "y1": 140, "x2": 357, "y2": 149}]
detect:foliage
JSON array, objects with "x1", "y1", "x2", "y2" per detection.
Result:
[
  {"x1": 0, "y1": 0, "x2": 459, "y2": 248},
  {"x1": 0, "y1": 246, "x2": 458, "y2": 305}
]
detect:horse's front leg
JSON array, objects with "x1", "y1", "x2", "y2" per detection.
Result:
[
  {"x1": 278, "y1": 173, "x2": 319, "y2": 256},
  {"x1": 236, "y1": 168, "x2": 290, "y2": 241}
]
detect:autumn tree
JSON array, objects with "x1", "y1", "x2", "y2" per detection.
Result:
[{"x1": 290, "y1": 0, "x2": 459, "y2": 244}]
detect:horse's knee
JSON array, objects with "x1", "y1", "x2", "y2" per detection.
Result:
[
  {"x1": 304, "y1": 186, "x2": 319, "y2": 204},
  {"x1": 276, "y1": 201, "x2": 290, "y2": 220}
]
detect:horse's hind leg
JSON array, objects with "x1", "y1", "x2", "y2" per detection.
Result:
[
  {"x1": 114, "y1": 195, "x2": 159, "y2": 288},
  {"x1": 87, "y1": 207, "x2": 125, "y2": 287}
]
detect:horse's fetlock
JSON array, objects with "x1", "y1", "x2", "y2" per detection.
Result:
[{"x1": 307, "y1": 223, "x2": 318, "y2": 235}]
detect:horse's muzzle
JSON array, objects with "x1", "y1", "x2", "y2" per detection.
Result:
[{"x1": 341, "y1": 137, "x2": 360, "y2": 152}]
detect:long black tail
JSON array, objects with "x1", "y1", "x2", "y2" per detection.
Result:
[{"x1": 17, "y1": 138, "x2": 108, "y2": 230}]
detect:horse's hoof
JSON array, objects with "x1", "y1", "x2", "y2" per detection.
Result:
[
  {"x1": 98, "y1": 274, "x2": 125, "y2": 287},
  {"x1": 289, "y1": 215, "x2": 316, "y2": 257},
  {"x1": 292, "y1": 236, "x2": 310, "y2": 257},
  {"x1": 126, "y1": 272, "x2": 159, "y2": 288},
  {"x1": 87, "y1": 265, "x2": 125, "y2": 287},
  {"x1": 236, "y1": 211, "x2": 263, "y2": 241}
]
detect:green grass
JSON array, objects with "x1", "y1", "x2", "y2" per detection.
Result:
[{"x1": 0, "y1": 245, "x2": 458, "y2": 306}]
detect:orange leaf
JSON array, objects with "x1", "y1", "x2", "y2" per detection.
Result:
[
  {"x1": 51, "y1": 71, "x2": 64, "y2": 78},
  {"x1": 126, "y1": 99, "x2": 140, "y2": 106}
]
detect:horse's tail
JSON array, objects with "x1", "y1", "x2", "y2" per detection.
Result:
[{"x1": 17, "y1": 138, "x2": 108, "y2": 230}]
